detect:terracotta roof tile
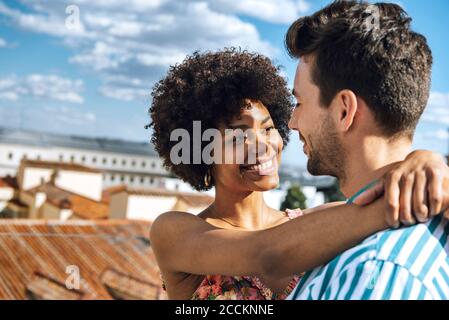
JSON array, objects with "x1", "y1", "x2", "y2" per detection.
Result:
[
  {"x1": 7, "y1": 198, "x2": 29, "y2": 209},
  {"x1": 100, "y1": 268, "x2": 162, "y2": 300},
  {"x1": 26, "y1": 183, "x2": 109, "y2": 219},
  {"x1": 0, "y1": 219, "x2": 165, "y2": 300},
  {"x1": 25, "y1": 272, "x2": 85, "y2": 300},
  {"x1": 108, "y1": 185, "x2": 214, "y2": 205},
  {"x1": 0, "y1": 175, "x2": 18, "y2": 189}
]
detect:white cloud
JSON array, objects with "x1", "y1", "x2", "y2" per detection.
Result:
[
  {"x1": 0, "y1": 2, "x2": 90, "y2": 38},
  {"x1": 420, "y1": 129, "x2": 449, "y2": 141},
  {"x1": 422, "y1": 92, "x2": 449, "y2": 126},
  {"x1": 0, "y1": 0, "x2": 291, "y2": 102},
  {"x1": 0, "y1": 74, "x2": 84, "y2": 104},
  {"x1": 208, "y1": 0, "x2": 311, "y2": 24},
  {"x1": 43, "y1": 105, "x2": 96, "y2": 125},
  {"x1": 0, "y1": 37, "x2": 7, "y2": 47}
]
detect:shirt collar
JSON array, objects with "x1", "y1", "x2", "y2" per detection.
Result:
[{"x1": 346, "y1": 179, "x2": 380, "y2": 204}]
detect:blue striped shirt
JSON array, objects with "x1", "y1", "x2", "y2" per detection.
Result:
[{"x1": 288, "y1": 215, "x2": 449, "y2": 300}]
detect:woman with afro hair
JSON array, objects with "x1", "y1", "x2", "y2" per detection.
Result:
[{"x1": 149, "y1": 48, "x2": 447, "y2": 300}]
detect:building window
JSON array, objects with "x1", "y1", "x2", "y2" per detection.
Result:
[
  {"x1": 111, "y1": 175, "x2": 115, "y2": 181},
  {"x1": 122, "y1": 159, "x2": 127, "y2": 166},
  {"x1": 151, "y1": 162, "x2": 156, "y2": 169},
  {"x1": 92, "y1": 157, "x2": 97, "y2": 163},
  {"x1": 131, "y1": 160, "x2": 136, "y2": 167},
  {"x1": 103, "y1": 158, "x2": 107, "y2": 165},
  {"x1": 140, "y1": 177, "x2": 145, "y2": 184},
  {"x1": 70, "y1": 155, "x2": 75, "y2": 162},
  {"x1": 120, "y1": 175, "x2": 125, "y2": 182},
  {"x1": 59, "y1": 154, "x2": 63, "y2": 162},
  {"x1": 81, "y1": 156, "x2": 86, "y2": 163},
  {"x1": 130, "y1": 176, "x2": 134, "y2": 183},
  {"x1": 7, "y1": 152, "x2": 13, "y2": 160},
  {"x1": 150, "y1": 178, "x2": 154, "y2": 184},
  {"x1": 37, "y1": 155, "x2": 41, "y2": 161},
  {"x1": 142, "y1": 161, "x2": 146, "y2": 168},
  {"x1": 112, "y1": 159, "x2": 117, "y2": 165}
]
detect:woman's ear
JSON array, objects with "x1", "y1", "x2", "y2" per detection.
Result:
[{"x1": 335, "y1": 89, "x2": 358, "y2": 133}]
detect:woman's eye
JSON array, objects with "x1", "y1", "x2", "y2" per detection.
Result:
[
  {"x1": 265, "y1": 126, "x2": 275, "y2": 132},
  {"x1": 296, "y1": 103, "x2": 301, "y2": 108}
]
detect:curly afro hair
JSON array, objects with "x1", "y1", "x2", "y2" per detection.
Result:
[{"x1": 149, "y1": 48, "x2": 294, "y2": 191}]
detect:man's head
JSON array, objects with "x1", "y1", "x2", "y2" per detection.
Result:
[{"x1": 287, "y1": 0, "x2": 433, "y2": 178}]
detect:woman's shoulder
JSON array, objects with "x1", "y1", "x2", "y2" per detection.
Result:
[
  {"x1": 152, "y1": 210, "x2": 205, "y2": 226},
  {"x1": 150, "y1": 211, "x2": 206, "y2": 246}
]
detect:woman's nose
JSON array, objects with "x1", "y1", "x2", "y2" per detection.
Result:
[{"x1": 249, "y1": 130, "x2": 273, "y2": 156}]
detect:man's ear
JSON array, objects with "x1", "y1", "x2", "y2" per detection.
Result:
[{"x1": 334, "y1": 90, "x2": 358, "y2": 133}]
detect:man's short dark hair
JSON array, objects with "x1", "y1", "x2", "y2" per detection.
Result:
[{"x1": 286, "y1": 0, "x2": 433, "y2": 137}]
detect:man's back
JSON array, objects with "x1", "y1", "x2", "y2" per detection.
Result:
[{"x1": 288, "y1": 215, "x2": 449, "y2": 300}]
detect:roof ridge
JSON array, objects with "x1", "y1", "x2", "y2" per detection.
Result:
[
  {"x1": 0, "y1": 126, "x2": 157, "y2": 156},
  {"x1": 0, "y1": 219, "x2": 150, "y2": 226}
]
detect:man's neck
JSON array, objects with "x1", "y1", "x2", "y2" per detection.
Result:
[{"x1": 340, "y1": 136, "x2": 412, "y2": 198}]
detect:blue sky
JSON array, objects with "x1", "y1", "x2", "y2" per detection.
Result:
[{"x1": 0, "y1": 0, "x2": 448, "y2": 168}]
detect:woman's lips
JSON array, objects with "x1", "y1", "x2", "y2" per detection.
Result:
[{"x1": 240, "y1": 156, "x2": 277, "y2": 176}]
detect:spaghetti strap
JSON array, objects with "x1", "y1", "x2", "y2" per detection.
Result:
[{"x1": 285, "y1": 208, "x2": 304, "y2": 220}]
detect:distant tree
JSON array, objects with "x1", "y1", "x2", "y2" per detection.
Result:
[
  {"x1": 280, "y1": 184, "x2": 307, "y2": 211},
  {"x1": 322, "y1": 179, "x2": 346, "y2": 203}
]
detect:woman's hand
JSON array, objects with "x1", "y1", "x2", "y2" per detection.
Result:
[{"x1": 354, "y1": 150, "x2": 449, "y2": 227}]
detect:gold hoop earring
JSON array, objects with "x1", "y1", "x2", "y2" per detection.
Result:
[{"x1": 204, "y1": 170, "x2": 212, "y2": 188}]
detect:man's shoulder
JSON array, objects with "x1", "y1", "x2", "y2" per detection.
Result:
[
  {"x1": 375, "y1": 215, "x2": 449, "y2": 277},
  {"x1": 290, "y1": 232, "x2": 380, "y2": 298},
  {"x1": 289, "y1": 216, "x2": 449, "y2": 300},
  {"x1": 334, "y1": 215, "x2": 449, "y2": 273}
]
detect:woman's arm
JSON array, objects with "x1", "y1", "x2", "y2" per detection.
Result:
[{"x1": 150, "y1": 198, "x2": 386, "y2": 280}]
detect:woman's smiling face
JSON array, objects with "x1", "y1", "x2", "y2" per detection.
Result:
[{"x1": 212, "y1": 99, "x2": 283, "y2": 193}]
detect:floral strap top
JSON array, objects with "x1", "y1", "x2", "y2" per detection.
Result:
[{"x1": 161, "y1": 208, "x2": 304, "y2": 300}]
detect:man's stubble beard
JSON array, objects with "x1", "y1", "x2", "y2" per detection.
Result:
[{"x1": 306, "y1": 114, "x2": 346, "y2": 182}]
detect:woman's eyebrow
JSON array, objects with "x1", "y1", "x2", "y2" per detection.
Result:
[
  {"x1": 227, "y1": 124, "x2": 249, "y2": 130},
  {"x1": 261, "y1": 116, "x2": 272, "y2": 125},
  {"x1": 227, "y1": 116, "x2": 271, "y2": 129}
]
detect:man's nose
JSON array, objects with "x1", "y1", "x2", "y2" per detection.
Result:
[{"x1": 288, "y1": 110, "x2": 298, "y2": 131}]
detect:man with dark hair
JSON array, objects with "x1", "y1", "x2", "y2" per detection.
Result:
[{"x1": 286, "y1": 1, "x2": 449, "y2": 299}]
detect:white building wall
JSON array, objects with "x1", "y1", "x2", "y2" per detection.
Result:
[
  {"x1": 20, "y1": 167, "x2": 53, "y2": 190},
  {"x1": 164, "y1": 178, "x2": 198, "y2": 193},
  {"x1": 0, "y1": 144, "x2": 45, "y2": 177},
  {"x1": 0, "y1": 143, "x2": 168, "y2": 189},
  {"x1": 263, "y1": 190, "x2": 287, "y2": 211},
  {"x1": 56, "y1": 170, "x2": 103, "y2": 201},
  {"x1": 0, "y1": 188, "x2": 14, "y2": 201},
  {"x1": 302, "y1": 186, "x2": 325, "y2": 208},
  {"x1": 126, "y1": 195, "x2": 178, "y2": 222},
  {"x1": 60, "y1": 209, "x2": 73, "y2": 220}
]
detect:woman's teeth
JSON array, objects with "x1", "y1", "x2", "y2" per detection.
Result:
[{"x1": 247, "y1": 159, "x2": 272, "y2": 171}]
